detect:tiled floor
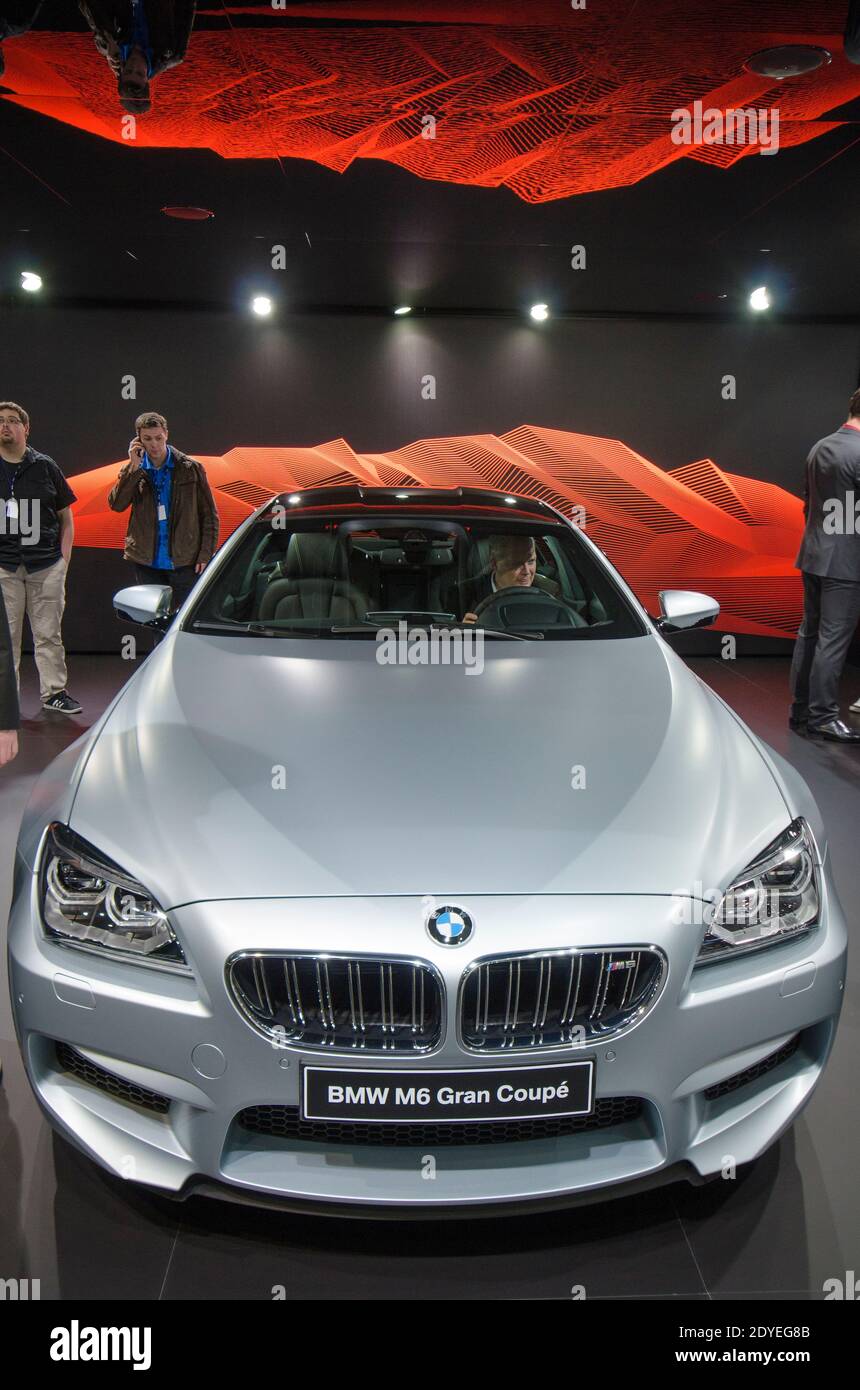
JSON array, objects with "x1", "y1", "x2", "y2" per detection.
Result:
[{"x1": 1, "y1": 653, "x2": 857, "y2": 1300}]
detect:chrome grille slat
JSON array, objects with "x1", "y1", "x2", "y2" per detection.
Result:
[
  {"x1": 461, "y1": 948, "x2": 665, "y2": 1052},
  {"x1": 282, "y1": 959, "x2": 300, "y2": 1027},
  {"x1": 623, "y1": 955, "x2": 640, "y2": 1008},
  {"x1": 228, "y1": 954, "x2": 442, "y2": 1053},
  {"x1": 253, "y1": 956, "x2": 273, "y2": 1017}
]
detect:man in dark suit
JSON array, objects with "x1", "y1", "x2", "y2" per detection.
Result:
[
  {"x1": 462, "y1": 534, "x2": 542, "y2": 623},
  {"x1": 789, "y1": 387, "x2": 860, "y2": 742},
  {"x1": 0, "y1": 586, "x2": 17, "y2": 1084},
  {"x1": 0, "y1": 2, "x2": 43, "y2": 78},
  {"x1": 847, "y1": 0, "x2": 860, "y2": 63},
  {"x1": 0, "y1": 586, "x2": 19, "y2": 768}
]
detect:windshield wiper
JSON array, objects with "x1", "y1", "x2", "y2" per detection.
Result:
[
  {"x1": 190, "y1": 619, "x2": 299, "y2": 637},
  {"x1": 331, "y1": 620, "x2": 540, "y2": 641},
  {"x1": 363, "y1": 610, "x2": 458, "y2": 624},
  {"x1": 195, "y1": 617, "x2": 540, "y2": 642}
]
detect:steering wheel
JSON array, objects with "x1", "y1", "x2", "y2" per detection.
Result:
[{"x1": 471, "y1": 585, "x2": 586, "y2": 631}]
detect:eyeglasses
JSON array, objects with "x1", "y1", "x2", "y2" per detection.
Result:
[{"x1": 0, "y1": 417, "x2": 25, "y2": 427}]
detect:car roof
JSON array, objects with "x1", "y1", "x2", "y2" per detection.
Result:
[{"x1": 269, "y1": 485, "x2": 564, "y2": 525}]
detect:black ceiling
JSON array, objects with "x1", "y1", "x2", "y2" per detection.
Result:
[{"x1": 2, "y1": 0, "x2": 860, "y2": 320}]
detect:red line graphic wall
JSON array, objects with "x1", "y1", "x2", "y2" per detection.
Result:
[
  {"x1": 69, "y1": 426, "x2": 803, "y2": 638},
  {"x1": 3, "y1": 2, "x2": 858, "y2": 200}
]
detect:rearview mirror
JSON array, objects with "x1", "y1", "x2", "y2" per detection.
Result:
[
  {"x1": 113, "y1": 584, "x2": 173, "y2": 629},
  {"x1": 656, "y1": 589, "x2": 720, "y2": 632}
]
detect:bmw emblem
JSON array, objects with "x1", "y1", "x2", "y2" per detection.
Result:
[{"x1": 427, "y1": 905, "x2": 474, "y2": 947}]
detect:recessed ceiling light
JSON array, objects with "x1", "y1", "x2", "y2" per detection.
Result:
[
  {"x1": 288, "y1": 494, "x2": 301, "y2": 505},
  {"x1": 252, "y1": 295, "x2": 273, "y2": 317},
  {"x1": 395, "y1": 492, "x2": 410, "y2": 499},
  {"x1": 530, "y1": 302, "x2": 550, "y2": 321},
  {"x1": 749, "y1": 286, "x2": 771, "y2": 311},
  {"x1": 393, "y1": 305, "x2": 412, "y2": 316},
  {"x1": 161, "y1": 206, "x2": 215, "y2": 221},
  {"x1": 20, "y1": 270, "x2": 42, "y2": 292},
  {"x1": 744, "y1": 45, "x2": 831, "y2": 79},
  {"x1": 503, "y1": 496, "x2": 517, "y2": 505}
]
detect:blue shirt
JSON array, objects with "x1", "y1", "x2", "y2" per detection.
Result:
[
  {"x1": 120, "y1": 0, "x2": 154, "y2": 76},
  {"x1": 141, "y1": 447, "x2": 174, "y2": 570}
]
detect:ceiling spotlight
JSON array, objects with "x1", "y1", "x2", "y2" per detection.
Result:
[
  {"x1": 530, "y1": 302, "x2": 550, "y2": 322},
  {"x1": 20, "y1": 270, "x2": 42, "y2": 292},
  {"x1": 744, "y1": 45, "x2": 831, "y2": 79},
  {"x1": 251, "y1": 295, "x2": 273, "y2": 317},
  {"x1": 393, "y1": 305, "x2": 412, "y2": 316},
  {"x1": 749, "y1": 286, "x2": 771, "y2": 312},
  {"x1": 503, "y1": 496, "x2": 517, "y2": 505}
]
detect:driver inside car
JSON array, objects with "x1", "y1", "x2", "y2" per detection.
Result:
[{"x1": 463, "y1": 535, "x2": 537, "y2": 624}]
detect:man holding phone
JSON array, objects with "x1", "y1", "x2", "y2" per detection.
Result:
[{"x1": 108, "y1": 412, "x2": 219, "y2": 611}]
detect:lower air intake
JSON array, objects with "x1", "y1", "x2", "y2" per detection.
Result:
[
  {"x1": 55, "y1": 1041, "x2": 170, "y2": 1114},
  {"x1": 237, "y1": 1096, "x2": 643, "y2": 1147}
]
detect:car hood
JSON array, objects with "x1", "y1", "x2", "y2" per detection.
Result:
[{"x1": 69, "y1": 631, "x2": 789, "y2": 906}]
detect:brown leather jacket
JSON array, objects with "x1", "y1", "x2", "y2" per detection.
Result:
[
  {"x1": 108, "y1": 448, "x2": 219, "y2": 568},
  {"x1": 78, "y1": 1, "x2": 196, "y2": 78}
]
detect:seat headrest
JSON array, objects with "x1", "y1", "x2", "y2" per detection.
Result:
[
  {"x1": 285, "y1": 533, "x2": 347, "y2": 580},
  {"x1": 468, "y1": 537, "x2": 492, "y2": 580}
]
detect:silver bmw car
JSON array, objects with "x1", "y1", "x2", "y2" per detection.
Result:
[{"x1": 7, "y1": 487, "x2": 847, "y2": 1216}]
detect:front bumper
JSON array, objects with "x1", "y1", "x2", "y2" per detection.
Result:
[{"x1": 8, "y1": 863, "x2": 847, "y2": 1215}]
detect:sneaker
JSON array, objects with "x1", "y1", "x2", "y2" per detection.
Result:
[{"x1": 42, "y1": 690, "x2": 82, "y2": 715}]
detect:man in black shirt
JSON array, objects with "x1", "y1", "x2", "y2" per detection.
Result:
[
  {"x1": 789, "y1": 387, "x2": 860, "y2": 742},
  {"x1": 0, "y1": 401, "x2": 81, "y2": 715}
]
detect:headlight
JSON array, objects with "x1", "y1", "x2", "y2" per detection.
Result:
[
  {"x1": 39, "y1": 823, "x2": 188, "y2": 970},
  {"x1": 696, "y1": 818, "x2": 820, "y2": 966}
]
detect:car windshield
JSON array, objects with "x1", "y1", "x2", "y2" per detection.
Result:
[{"x1": 186, "y1": 505, "x2": 646, "y2": 640}]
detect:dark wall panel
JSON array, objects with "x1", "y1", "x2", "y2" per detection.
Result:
[{"x1": 2, "y1": 306, "x2": 857, "y2": 651}]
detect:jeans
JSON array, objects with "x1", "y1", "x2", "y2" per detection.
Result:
[{"x1": 134, "y1": 563, "x2": 199, "y2": 613}]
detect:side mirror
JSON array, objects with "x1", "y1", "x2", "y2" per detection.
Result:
[
  {"x1": 656, "y1": 589, "x2": 720, "y2": 632},
  {"x1": 113, "y1": 584, "x2": 173, "y2": 629}
]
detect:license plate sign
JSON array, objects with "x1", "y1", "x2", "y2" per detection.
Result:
[{"x1": 302, "y1": 1060, "x2": 594, "y2": 1123}]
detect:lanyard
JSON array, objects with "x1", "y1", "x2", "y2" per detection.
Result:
[
  {"x1": 0, "y1": 454, "x2": 24, "y2": 498},
  {"x1": 143, "y1": 446, "x2": 171, "y2": 487},
  {"x1": 120, "y1": 0, "x2": 154, "y2": 76}
]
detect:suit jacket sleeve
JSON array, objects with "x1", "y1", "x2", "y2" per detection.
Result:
[{"x1": 0, "y1": 586, "x2": 20, "y2": 732}]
